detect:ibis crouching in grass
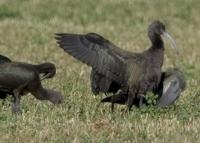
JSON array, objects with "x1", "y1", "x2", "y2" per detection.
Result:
[
  {"x1": 0, "y1": 55, "x2": 63, "y2": 113},
  {"x1": 55, "y1": 20, "x2": 179, "y2": 111}
]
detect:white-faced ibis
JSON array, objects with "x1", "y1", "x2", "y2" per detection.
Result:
[
  {"x1": 0, "y1": 55, "x2": 62, "y2": 112},
  {"x1": 55, "y1": 20, "x2": 178, "y2": 110}
]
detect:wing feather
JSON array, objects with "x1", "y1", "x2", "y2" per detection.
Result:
[{"x1": 55, "y1": 33, "x2": 128, "y2": 84}]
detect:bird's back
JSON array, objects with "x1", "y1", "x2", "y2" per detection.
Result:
[{"x1": 0, "y1": 62, "x2": 38, "y2": 89}]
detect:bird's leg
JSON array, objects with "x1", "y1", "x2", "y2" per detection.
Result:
[
  {"x1": 12, "y1": 83, "x2": 28, "y2": 113},
  {"x1": 111, "y1": 95, "x2": 115, "y2": 112},
  {"x1": 12, "y1": 89, "x2": 21, "y2": 113},
  {"x1": 111, "y1": 103, "x2": 114, "y2": 112},
  {"x1": 138, "y1": 94, "x2": 145, "y2": 108},
  {"x1": 127, "y1": 93, "x2": 135, "y2": 111}
]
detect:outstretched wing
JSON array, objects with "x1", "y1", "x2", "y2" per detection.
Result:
[{"x1": 55, "y1": 33, "x2": 129, "y2": 84}]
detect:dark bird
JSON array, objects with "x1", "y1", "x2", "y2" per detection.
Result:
[
  {"x1": 55, "y1": 20, "x2": 178, "y2": 110},
  {"x1": 0, "y1": 62, "x2": 63, "y2": 112},
  {"x1": 0, "y1": 55, "x2": 56, "y2": 100},
  {"x1": 0, "y1": 55, "x2": 62, "y2": 112},
  {"x1": 156, "y1": 68, "x2": 186, "y2": 107},
  {"x1": 0, "y1": 55, "x2": 12, "y2": 99},
  {"x1": 101, "y1": 68, "x2": 186, "y2": 108},
  {"x1": 90, "y1": 69, "x2": 120, "y2": 95},
  {"x1": 0, "y1": 55, "x2": 56, "y2": 80}
]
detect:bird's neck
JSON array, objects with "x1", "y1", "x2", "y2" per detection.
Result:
[
  {"x1": 148, "y1": 47, "x2": 164, "y2": 68},
  {"x1": 148, "y1": 33, "x2": 164, "y2": 65},
  {"x1": 145, "y1": 34, "x2": 164, "y2": 68},
  {"x1": 149, "y1": 34, "x2": 164, "y2": 49}
]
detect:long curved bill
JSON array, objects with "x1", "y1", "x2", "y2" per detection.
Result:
[
  {"x1": 40, "y1": 73, "x2": 51, "y2": 81},
  {"x1": 162, "y1": 31, "x2": 179, "y2": 55}
]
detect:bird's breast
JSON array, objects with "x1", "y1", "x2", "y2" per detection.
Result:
[{"x1": 126, "y1": 60, "x2": 162, "y2": 92}]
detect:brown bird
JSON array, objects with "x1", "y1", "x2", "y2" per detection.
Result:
[
  {"x1": 0, "y1": 55, "x2": 56, "y2": 80},
  {"x1": 55, "y1": 20, "x2": 178, "y2": 110},
  {"x1": 0, "y1": 56, "x2": 63, "y2": 112},
  {"x1": 0, "y1": 55, "x2": 56, "y2": 100}
]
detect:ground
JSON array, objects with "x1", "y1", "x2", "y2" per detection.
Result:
[{"x1": 0, "y1": 0, "x2": 200, "y2": 142}]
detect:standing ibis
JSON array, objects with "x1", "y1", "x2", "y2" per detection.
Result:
[{"x1": 55, "y1": 20, "x2": 178, "y2": 110}]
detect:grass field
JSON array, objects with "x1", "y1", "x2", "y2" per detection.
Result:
[{"x1": 0, "y1": 0, "x2": 200, "y2": 142}]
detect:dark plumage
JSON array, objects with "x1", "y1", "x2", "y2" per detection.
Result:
[
  {"x1": 0, "y1": 55, "x2": 62, "y2": 112},
  {"x1": 0, "y1": 55, "x2": 57, "y2": 100},
  {"x1": 0, "y1": 55, "x2": 13, "y2": 99},
  {"x1": 0, "y1": 55, "x2": 56, "y2": 80},
  {"x1": 101, "y1": 69, "x2": 186, "y2": 108},
  {"x1": 0, "y1": 62, "x2": 63, "y2": 112},
  {"x1": 90, "y1": 69, "x2": 120, "y2": 95},
  {"x1": 156, "y1": 69, "x2": 186, "y2": 107},
  {"x1": 55, "y1": 20, "x2": 177, "y2": 110},
  {"x1": 34, "y1": 62, "x2": 56, "y2": 80}
]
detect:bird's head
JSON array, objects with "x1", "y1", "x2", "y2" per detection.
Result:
[
  {"x1": 148, "y1": 20, "x2": 179, "y2": 55},
  {"x1": 148, "y1": 20, "x2": 166, "y2": 35}
]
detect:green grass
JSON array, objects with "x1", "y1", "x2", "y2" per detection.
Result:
[{"x1": 0, "y1": 0, "x2": 200, "y2": 142}]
